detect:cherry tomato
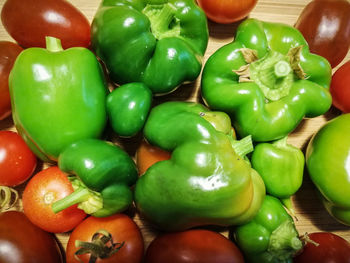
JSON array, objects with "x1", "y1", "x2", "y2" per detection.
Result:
[
  {"x1": 0, "y1": 131, "x2": 36, "y2": 186},
  {"x1": 145, "y1": 229, "x2": 244, "y2": 263},
  {"x1": 196, "y1": 0, "x2": 258, "y2": 24},
  {"x1": 295, "y1": 0, "x2": 350, "y2": 68},
  {"x1": 0, "y1": 210, "x2": 63, "y2": 263},
  {"x1": 136, "y1": 140, "x2": 171, "y2": 175},
  {"x1": 1, "y1": 0, "x2": 91, "y2": 49},
  {"x1": 66, "y1": 214, "x2": 144, "y2": 263},
  {"x1": 294, "y1": 232, "x2": 350, "y2": 263},
  {"x1": 0, "y1": 41, "x2": 22, "y2": 120},
  {"x1": 330, "y1": 60, "x2": 350, "y2": 113},
  {"x1": 22, "y1": 166, "x2": 86, "y2": 233}
]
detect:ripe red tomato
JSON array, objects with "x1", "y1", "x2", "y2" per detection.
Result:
[
  {"x1": 0, "y1": 41, "x2": 22, "y2": 120},
  {"x1": 330, "y1": 60, "x2": 350, "y2": 113},
  {"x1": 145, "y1": 229, "x2": 244, "y2": 263},
  {"x1": 0, "y1": 130, "x2": 36, "y2": 186},
  {"x1": 295, "y1": 0, "x2": 350, "y2": 68},
  {"x1": 66, "y1": 214, "x2": 144, "y2": 263},
  {"x1": 1, "y1": 0, "x2": 91, "y2": 49},
  {"x1": 136, "y1": 140, "x2": 171, "y2": 175},
  {"x1": 294, "y1": 232, "x2": 350, "y2": 263},
  {"x1": 22, "y1": 166, "x2": 86, "y2": 233},
  {"x1": 196, "y1": 0, "x2": 258, "y2": 24},
  {"x1": 0, "y1": 210, "x2": 63, "y2": 263}
]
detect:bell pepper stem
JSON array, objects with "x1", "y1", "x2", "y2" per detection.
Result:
[
  {"x1": 272, "y1": 136, "x2": 288, "y2": 147},
  {"x1": 274, "y1": 61, "x2": 291, "y2": 78},
  {"x1": 52, "y1": 188, "x2": 91, "y2": 213},
  {"x1": 45, "y1": 36, "x2": 64, "y2": 52},
  {"x1": 230, "y1": 135, "x2": 254, "y2": 158},
  {"x1": 143, "y1": 3, "x2": 180, "y2": 40},
  {"x1": 268, "y1": 220, "x2": 303, "y2": 259}
]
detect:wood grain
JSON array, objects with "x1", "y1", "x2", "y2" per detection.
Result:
[{"x1": 0, "y1": 0, "x2": 350, "y2": 253}]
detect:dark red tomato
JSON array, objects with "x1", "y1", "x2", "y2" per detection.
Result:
[
  {"x1": 136, "y1": 140, "x2": 171, "y2": 175},
  {"x1": 295, "y1": 0, "x2": 350, "y2": 68},
  {"x1": 1, "y1": 0, "x2": 91, "y2": 49},
  {"x1": 66, "y1": 214, "x2": 144, "y2": 263},
  {"x1": 0, "y1": 210, "x2": 63, "y2": 263},
  {"x1": 22, "y1": 166, "x2": 86, "y2": 233},
  {"x1": 196, "y1": 0, "x2": 258, "y2": 24},
  {"x1": 294, "y1": 232, "x2": 350, "y2": 263},
  {"x1": 0, "y1": 130, "x2": 36, "y2": 186},
  {"x1": 0, "y1": 41, "x2": 22, "y2": 120},
  {"x1": 145, "y1": 229, "x2": 244, "y2": 263},
  {"x1": 330, "y1": 60, "x2": 350, "y2": 113}
]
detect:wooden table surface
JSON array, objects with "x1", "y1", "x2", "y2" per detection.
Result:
[{"x1": 0, "y1": 0, "x2": 350, "y2": 252}]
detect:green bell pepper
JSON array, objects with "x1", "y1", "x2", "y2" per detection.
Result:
[
  {"x1": 201, "y1": 18, "x2": 332, "y2": 142},
  {"x1": 251, "y1": 137, "x2": 304, "y2": 215},
  {"x1": 9, "y1": 37, "x2": 108, "y2": 162},
  {"x1": 106, "y1": 82, "x2": 152, "y2": 137},
  {"x1": 234, "y1": 195, "x2": 302, "y2": 263},
  {"x1": 91, "y1": 0, "x2": 208, "y2": 95},
  {"x1": 52, "y1": 139, "x2": 138, "y2": 217},
  {"x1": 306, "y1": 113, "x2": 350, "y2": 226},
  {"x1": 134, "y1": 101, "x2": 265, "y2": 231}
]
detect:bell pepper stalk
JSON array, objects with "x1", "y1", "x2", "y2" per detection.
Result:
[
  {"x1": 234, "y1": 195, "x2": 303, "y2": 263},
  {"x1": 9, "y1": 37, "x2": 108, "y2": 162},
  {"x1": 306, "y1": 113, "x2": 350, "y2": 226},
  {"x1": 251, "y1": 136, "x2": 304, "y2": 216},
  {"x1": 52, "y1": 139, "x2": 138, "y2": 217},
  {"x1": 134, "y1": 101, "x2": 266, "y2": 231},
  {"x1": 106, "y1": 82, "x2": 153, "y2": 137},
  {"x1": 201, "y1": 18, "x2": 332, "y2": 142},
  {"x1": 91, "y1": 0, "x2": 209, "y2": 95}
]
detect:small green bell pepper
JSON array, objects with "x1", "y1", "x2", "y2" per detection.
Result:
[
  {"x1": 201, "y1": 18, "x2": 332, "y2": 142},
  {"x1": 91, "y1": 0, "x2": 208, "y2": 95},
  {"x1": 106, "y1": 82, "x2": 152, "y2": 137},
  {"x1": 306, "y1": 113, "x2": 350, "y2": 225},
  {"x1": 234, "y1": 195, "x2": 303, "y2": 263},
  {"x1": 251, "y1": 137, "x2": 304, "y2": 215},
  {"x1": 52, "y1": 139, "x2": 138, "y2": 217},
  {"x1": 9, "y1": 37, "x2": 108, "y2": 162},
  {"x1": 134, "y1": 101, "x2": 265, "y2": 231}
]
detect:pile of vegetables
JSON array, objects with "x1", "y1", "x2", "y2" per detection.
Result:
[{"x1": 0, "y1": 0, "x2": 350, "y2": 262}]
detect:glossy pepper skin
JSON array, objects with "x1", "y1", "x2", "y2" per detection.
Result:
[
  {"x1": 306, "y1": 114, "x2": 350, "y2": 226},
  {"x1": 251, "y1": 137, "x2": 304, "y2": 214},
  {"x1": 234, "y1": 195, "x2": 302, "y2": 263},
  {"x1": 201, "y1": 18, "x2": 332, "y2": 142},
  {"x1": 52, "y1": 139, "x2": 138, "y2": 217},
  {"x1": 134, "y1": 101, "x2": 265, "y2": 231},
  {"x1": 9, "y1": 37, "x2": 108, "y2": 162},
  {"x1": 106, "y1": 82, "x2": 152, "y2": 137},
  {"x1": 91, "y1": 0, "x2": 208, "y2": 95}
]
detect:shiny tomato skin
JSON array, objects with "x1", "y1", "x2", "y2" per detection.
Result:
[
  {"x1": 0, "y1": 41, "x2": 22, "y2": 120},
  {"x1": 66, "y1": 214, "x2": 144, "y2": 263},
  {"x1": 136, "y1": 140, "x2": 171, "y2": 175},
  {"x1": 1, "y1": 0, "x2": 91, "y2": 49},
  {"x1": 196, "y1": 0, "x2": 258, "y2": 24},
  {"x1": 0, "y1": 210, "x2": 63, "y2": 263},
  {"x1": 0, "y1": 131, "x2": 36, "y2": 186},
  {"x1": 330, "y1": 61, "x2": 350, "y2": 113},
  {"x1": 294, "y1": 232, "x2": 350, "y2": 263},
  {"x1": 295, "y1": 0, "x2": 350, "y2": 68},
  {"x1": 145, "y1": 229, "x2": 244, "y2": 263},
  {"x1": 22, "y1": 166, "x2": 86, "y2": 233}
]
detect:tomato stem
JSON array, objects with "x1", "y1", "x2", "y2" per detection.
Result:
[
  {"x1": 0, "y1": 186, "x2": 19, "y2": 211},
  {"x1": 74, "y1": 229, "x2": 125, "y2": 263}
]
